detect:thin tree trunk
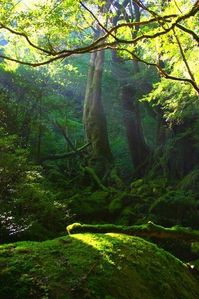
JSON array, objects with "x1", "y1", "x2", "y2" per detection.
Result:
[{"x1": 36, "y1": 98, "x2": 42, "y2": 162}]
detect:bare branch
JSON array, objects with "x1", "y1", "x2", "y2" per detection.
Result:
[
  {"x1": 174, "y1": 0, "x2": 183, "y2": 13},
  {"x1": 0, "y1": 53, "x2": 67, "y2": 67},
  {"x1": 54, "y1": 120, "x2": 77, "y2": 152}
]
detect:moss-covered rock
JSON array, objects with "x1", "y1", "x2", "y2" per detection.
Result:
[{"x1": 0, "y1": 233, "x2": 199, "y2": 299}]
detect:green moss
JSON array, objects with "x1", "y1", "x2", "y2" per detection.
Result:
[
  {"x1": 191, "y1": 242, "x2": 199, "y2": 271},
  {"x1": 0, "y1": 233, "x2": 199, "y2": 299},
  {"x1": 179, "y1": 169, "x2": 199, "y2": 194},
  {"x1": 149, "y1": 190, "x2": 198, "y2": 228},
  {"x1": 109, "y1": 197, "x2": 123, "y2": 214},
  {"x1": 108, "y1": 192, "x2": 134, "y2": 215},
  {"x1": 68, "y1": 191, "x2": 110, "y2": 221}
]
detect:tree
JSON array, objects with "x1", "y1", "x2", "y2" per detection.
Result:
[
  {"x1": 83, "y1": 49, "x2": 113, "y2": 174},
  {"x1": 111, "y1": 0, "x2": 151, "y2": 175},
  {"x1": 83, "y1": 1, "x2": 114, "y2": 175}
]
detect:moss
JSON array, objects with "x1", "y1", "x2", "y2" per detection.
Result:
[
  {"x1": 149, "y1": 190, "x2": 199, "y2": 228},
  {"x1": 0, "y1": 233, "x2": 199, "y2": 299},
  {"x1": 108, "y1": 198, "x2": 123, "y2": 214},
  {"x1": 68, "y1": 191, "x2": 111, "y2": 222},
  {"x1": 179, "y1": 169, "x2": 199, "y2": 194},
  {"x1": 118, "y1": 207, "x2": 137, "y2": 225},
  {"x1": 108, "y1": 192, "x2": 135, "y2": 215}
]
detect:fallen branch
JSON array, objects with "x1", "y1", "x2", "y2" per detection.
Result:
[{"x1": 66, "y1": 222, "x2": 199, "y2": 243}]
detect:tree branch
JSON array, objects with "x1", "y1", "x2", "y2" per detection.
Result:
[
  {"x1": 0, "y1": 23, "x2": 54, "y2": 55},
  {"x1": 118, "y1": 48, "x2": 199, "y2": 94},
  {"x1": 173, "y1": 28, "x2": 197, "y2": 84},
  {"x1": 54, "y1": 121, "x2": 77, "y2": 152},
  {"x1": 0, "y1": 53, "x2": 68, "y2": 67},
  {"x1": 176, "y1": 24, "x2": 199, "y2": 45},
  {"x1": 80, "y1": 1, "x2": 118, "y2": 41},
  {"x1": 0, "y1": 18, "x2": 177, "y2": 66},
  {"x1": 41, "y1": 143, "x2": 90, "y2": 162}
]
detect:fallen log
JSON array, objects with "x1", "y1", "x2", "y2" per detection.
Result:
[{"x1": 66, "y1": 222, "x2": 199, "y2": 243}]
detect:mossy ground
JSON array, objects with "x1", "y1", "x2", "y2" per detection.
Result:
[{"x1": 0, "y1": 233, "x2": 199, "y2": 299}]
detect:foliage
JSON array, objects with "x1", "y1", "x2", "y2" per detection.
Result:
[
  {"x1": 107, "y1": 178, "x2": 168, "y2": 225},
  {"x1": 143, "y1": 79, "x2": 199, "y2": 124},
  {"x1": 68, "y1": 190, "x2": 111, "y2": 223},
  {"x1": 149, "y1": 190, "x2": 199, "y2": 228},
  {"x1": 0, "y1": 124, "x2": 70, "y2": 242}
]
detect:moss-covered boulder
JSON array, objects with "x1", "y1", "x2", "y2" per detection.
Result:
[{"x1": 0, "y1": 233, "x2": 199, "y2": 299}]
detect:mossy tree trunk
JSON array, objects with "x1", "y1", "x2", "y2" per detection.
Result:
[
  {"x1": 111, "y1": 53, "x2": 150, "y2": 176},
  {"x1": 82, "y1": 0, "x2": 114, "y2": 177},
  {"x1": 151, "y1": 112, "x2": 199, "y2": 178},
  {"x1": 122, "y1": 84, "x2": 150, "y2": 175},
  {"x1": 111, "y1": 2, "x2": 150, "y2": 176},
  {"x1": 83, "y1": 48, "x2": 113, "y2": 175},
  {"x1": 168, "y1": 118, "x2": 199, "y2": 178}
]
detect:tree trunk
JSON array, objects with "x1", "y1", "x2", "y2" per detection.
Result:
[
  {"x1": 83, "y1": 50, "x2": 113, "y2": 175},
  {"x1": 111, "y1": 52, "x2": 150, "y2": 176},
  {"x1": 122, "y1": 84, "x2": 150, "y2": 175},
  {"x1": 110, "y1": 1, "x2": 150, "y2": 176},
  {"x1": 168, "y1": 118, "x2": 199, "y2": 178}
]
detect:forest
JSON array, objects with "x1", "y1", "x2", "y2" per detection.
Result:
[{"x1": 0, "y1": 0, "x2": 199, "y2": 298}]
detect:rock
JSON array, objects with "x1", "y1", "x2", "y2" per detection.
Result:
[{"x1": 0, "y1": 233, "x2": 199, "y2": 299}]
